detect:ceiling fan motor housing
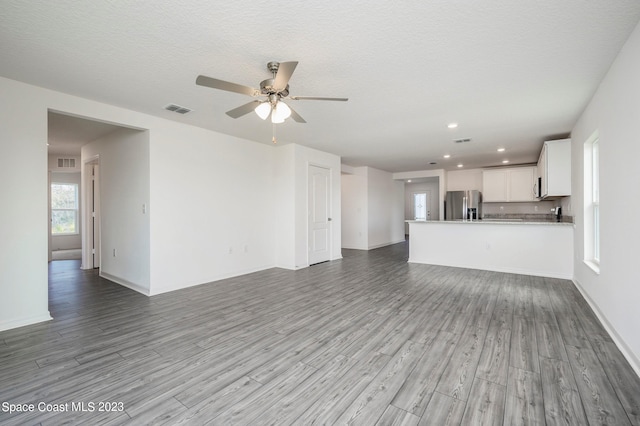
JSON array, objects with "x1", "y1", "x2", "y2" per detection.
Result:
[{"x1": 260, "y1": 78, "x2": 289, "y2": 97}]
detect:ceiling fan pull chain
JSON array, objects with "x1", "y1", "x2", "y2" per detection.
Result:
[{"x1": 272, "y1": 123, "x2": 277, "y2": 144}]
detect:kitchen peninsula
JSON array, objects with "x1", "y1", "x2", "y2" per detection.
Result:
[{"x1": 407, "y1": 220, "x2": 573, "y2": 279}]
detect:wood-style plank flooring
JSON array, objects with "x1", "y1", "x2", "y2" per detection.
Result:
[{"x1": 1, "y1": 242, "x2": 639, "y2": 425}]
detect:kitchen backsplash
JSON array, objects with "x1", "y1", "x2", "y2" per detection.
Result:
[
  {"x1": 482, "y1": 212, "x2": 573, "y2": 223},
  {"x1": 482, "y1": 200, "x2": 573, "y2": 222},
  {"x1": 482, "y1": 200, "x2": 558, "y2": 215}
]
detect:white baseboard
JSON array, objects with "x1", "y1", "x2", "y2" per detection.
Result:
[
  {"x1": 100, "y1": 272, "x2": 151, "y2": 296},
  {"x1": 572, "y1": 278, "x2": 640, "y2": 378},
  {"x1": 0, "y1": 312, "x2": 53, "y2": 332},
  {"x1": 343, "y1": 239, "x2": 406, "y2": 251},
  {"x1": 341, "y1": 245, "x2": 368, "y2": 250},
  {"x1": 368, "y1": 239, "x2": 406, "y2": 250},
  {"x1": 274, "y1": 263, "x2": 305, "y2": 271}
]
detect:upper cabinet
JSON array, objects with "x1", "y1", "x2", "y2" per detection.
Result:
[
  {"x1": 482, "y1": 166, "x2": 537, "y2": 202},
  {"x1": 538, "y1": 138, "x2": 571, "y2": 198}
]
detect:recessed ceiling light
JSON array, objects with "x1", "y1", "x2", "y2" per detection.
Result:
[
  {"x1": 443, "y1": 154, "x2": 451, "y2": 159},
  {"x1": 457, "y1": 164, "x2": 463, "y2": 168},
  {"x1": 497, "y1": 147, "x2": 506, "y2": 152},
  {"x1": 407, "y1": 179, "x2": 412, "y2": 183},
  {"x1": 447, "y1": 123, "x2": 458, "y2": 129},
  {"x1": 502, "y1": 160, "x2": 509, "y2": 164}
]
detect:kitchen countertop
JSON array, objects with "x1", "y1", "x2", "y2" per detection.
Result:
[{"x1": 406, "y1": 219, "x2": 573, "y2": 226}]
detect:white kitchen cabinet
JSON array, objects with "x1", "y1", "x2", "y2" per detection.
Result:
[
  {"x1": 538, "y1": 138, "x2": 571, "y2": 198},
  {"x1": 482, "y1": 169, "x2": 508, "y2": 202},
  {"x1": 509, "y1": 167, "x2": 536, "y2": 201},
  {"x1": 482, "y1": 167, "x2": 536, "y2": 202}
]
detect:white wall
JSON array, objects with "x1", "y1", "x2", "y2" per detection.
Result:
[
  {"x1": 150, "y1": 124, "x2": 277, "y2": 293},
  {"x1": 341, "y1": 166, "x2": 405, "y2": 250},
  {"x1": 0, "y1": 78, "x2": 51, "y2": 331},
  {"x1": 50, "y1": 171, "x2": 82, "y2": 250},
  {"x1": 83, "y1": 128, "x2": 151, "y2": 294},
  {"x1": 367, "y1": 167, "x2": 405, "y2": 249},
  {"x1": 571, "y1": 20, "x2": 640, "y2": 372},
  {"x1": 274, "y1": 144, "x2": 296, "y2": 268}
]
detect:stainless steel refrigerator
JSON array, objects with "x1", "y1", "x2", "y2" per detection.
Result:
[{"x1": 445, "y1": 190, "x2": 482, "y2": 220}]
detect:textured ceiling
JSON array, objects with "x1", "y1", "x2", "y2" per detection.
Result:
[{"x1": 3, "y1": 1, "x2": 640, "y2": 172}]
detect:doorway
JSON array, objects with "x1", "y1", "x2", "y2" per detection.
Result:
[
  {"x1": 412, "y1": 191, "x2": 430, "y2": 220},
  {"x1": 47, "y1": 111, "x2": 123, "y2": 270},
  {"x1": 404, "y1": 176, "x2": 441, "y2": 235},
  {"x1": 308, "y1": 165, "x2": 331, "y2": 265}
]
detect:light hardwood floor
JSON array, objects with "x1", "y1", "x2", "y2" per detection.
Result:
[{"x1": 1, "y1": 242, "x2": 639, "y2": 425}]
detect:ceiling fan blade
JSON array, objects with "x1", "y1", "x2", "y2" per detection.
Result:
[
  {"x1": 273, "y1": 61, "x2": 298, "y2": 92},
  {"x1": 289, "y1": 96, "x2": 348, "y2": 101},
  {"x1": 196, "y1": 75, "x2": 259, "y2": 97},
  {"x1": 226, "y1": 100, "x2": 261, "y2": 118},
  {"x1": 288, "y1": 104, "x2": 306, "y2": 123}
]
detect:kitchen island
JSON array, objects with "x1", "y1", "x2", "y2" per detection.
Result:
[{"x1": 407, "y1": 220, "x2": 573, "y2": 279}]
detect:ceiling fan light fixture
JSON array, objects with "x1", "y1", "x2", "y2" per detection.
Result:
[
  {"x1": 271, "y1": 101, "x2": 292, "y2": 123},
  {"x1": 255, "y1": 102, "x2": 272, "y2": 120},
  {"x1": 271, "y1": 115, "x2": 285, "y2": 124}
]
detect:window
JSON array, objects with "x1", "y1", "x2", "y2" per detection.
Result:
[
  {"x1": 51, "y1": 183, "x2": 78, "y2": 235},
  {"x1": 584, "y1": 133, "x2": 599, "y2": 272}
]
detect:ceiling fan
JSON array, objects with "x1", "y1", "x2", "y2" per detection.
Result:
[{"x1": 196, "y1": 61, "x2": 348, "y2": 124}]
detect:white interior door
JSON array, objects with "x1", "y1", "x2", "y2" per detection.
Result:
[
  {"x1": 91, "y1": 164, "x2": 101, "y2": 268},
  {"x1": 47, "y1": 170, "x2": 52, "y2": 261},
  {"x1": 83, "y1": 160, "x2": 101, "y2": 269},
  {"x1": 308, "y1": 165, "x2": 331, "y2": 265}
]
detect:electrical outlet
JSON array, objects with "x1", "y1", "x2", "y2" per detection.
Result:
[
  {"x1": 244, "y1": 245, "x2": 248, "y2": 253},
  {"x1": 228, "y1": 247, "x2": 233, "y2": 254}
]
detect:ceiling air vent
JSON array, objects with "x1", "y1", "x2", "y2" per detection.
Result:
[
  {"x1": 57, "y1": 158, "x2": 76, "y2": 168},
  {"x1": 453, "y1": 138, "x2": 472, "y2": 144},
  {"x1": 164, "y1": 104, "x2": 193, "y2": 114}
]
